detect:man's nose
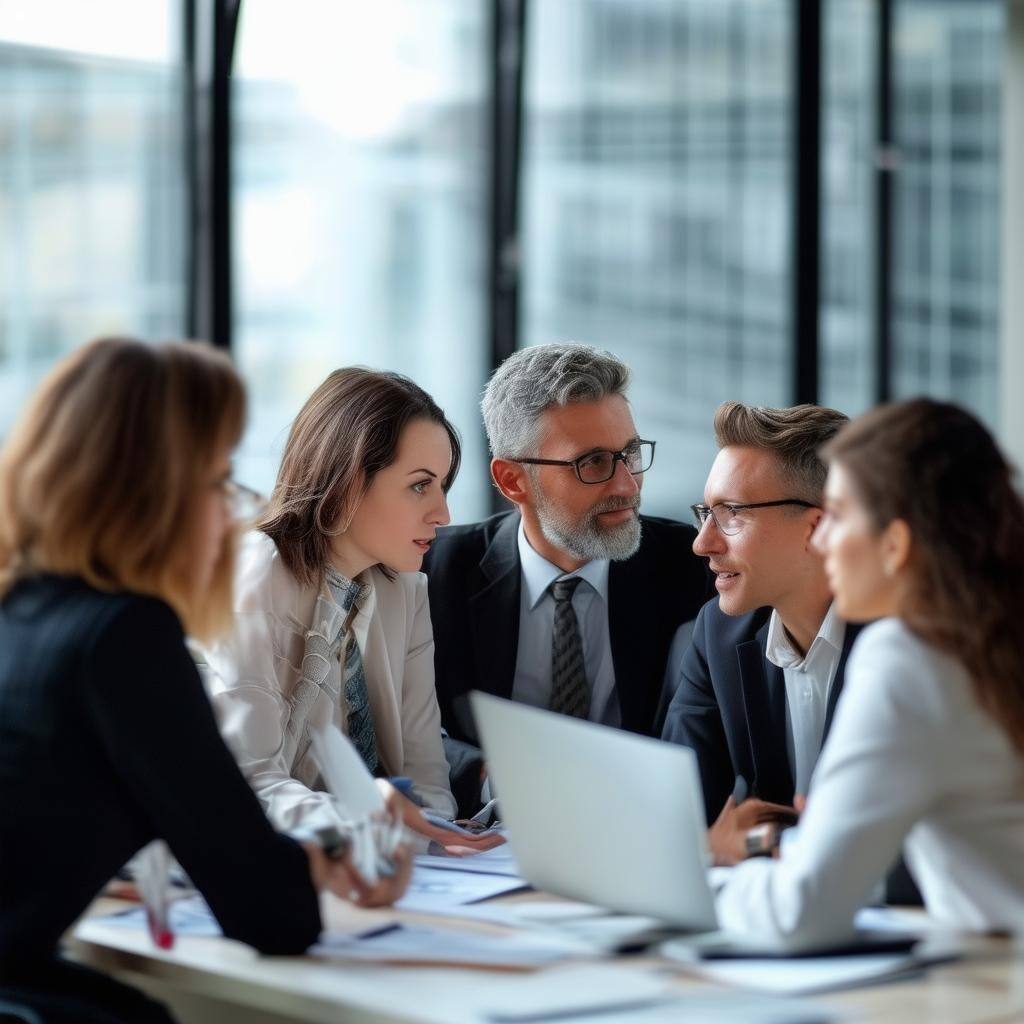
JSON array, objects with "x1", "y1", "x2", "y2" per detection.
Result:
[
  {"x1": 607, "y1": 457, "x2": 641, "y2": 496},
  {"x1": 693, "y1": 514, "x2": 726, "y2": 556}
]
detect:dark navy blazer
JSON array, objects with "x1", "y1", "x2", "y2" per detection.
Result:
[
  {"x1": 423, "y1": 510, "x2": 713, "y2": 813},
  {"x1": 661, "y1": 598, "x2": 860, "y2": 823}
]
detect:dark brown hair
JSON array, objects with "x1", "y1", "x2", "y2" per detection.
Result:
[
  {"x1": 823, "y1": 398, "x2": 1024, "y2": 757},
  {"x1": 714, "y1": 401, "x2": 849, "y2": 503},
  {"x1": 259, "y1": 367, "x2": 461, "y2": 587},
  {"x1": 0, "y1": 337, "x2": 245, "y2": 640}
]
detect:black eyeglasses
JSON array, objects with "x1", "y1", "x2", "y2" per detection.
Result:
[
  {"x1": 513, "y1": 440, "x2": 655, "y2": 485},
  {"x1": 691, "y1": 499, "x2": 817, "y2": 536}
]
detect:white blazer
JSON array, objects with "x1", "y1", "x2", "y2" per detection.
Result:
[
  {"x1": 716, "y1": 617, "x2": 1024, "y2": 948},
  {"x1": 200, "y1": 531, "x2": 456, "y2": 833}
]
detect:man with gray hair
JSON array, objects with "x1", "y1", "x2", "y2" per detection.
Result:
[{"x1": 423, "y1": 343, "x2": 712, "y2": 814}]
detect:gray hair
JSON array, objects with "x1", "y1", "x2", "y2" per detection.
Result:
[{"x1": 481, "y1": 343, "x2": 631, "y2": 458}]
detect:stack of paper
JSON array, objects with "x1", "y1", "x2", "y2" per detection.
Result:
[
  {"x1": 662, "y1": 948, "x2": 959, "y2": 996},
  {"x1": 415, "y1": 844, "x2": 522, "y2": 877},
  {"x1": 396, "y1": 866, "x2": 527, "y2": 914},
  {"x1": 476, "y1": 967, "x2": 831, "y2": 1024},
  {"x1": 312, "y1": 922, "x2": 586, "y2": 967},
  {"x1": 99, "y1": 894, "x2": 221, "y2": 938}
]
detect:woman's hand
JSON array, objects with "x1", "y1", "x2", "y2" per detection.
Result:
[
  {"x1": 375, "y1": 780, "x2": 506, "y2": 855},
  {"x1": 302, "y1": 840, "x2": 413, "y2": 907}
]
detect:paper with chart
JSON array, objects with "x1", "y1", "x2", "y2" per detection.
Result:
[
  {"x1": 415, "y1": 842, "x2": 522, "y2": 877},
  {"x1": 396, "y1": 865, "x2": 528, "y2": 914},
  {"x1": 94, "y1": 894, "x2": 221, "y2": 938}
]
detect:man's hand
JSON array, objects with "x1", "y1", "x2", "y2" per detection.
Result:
[
  {"x1": 302, "y1": 841, "x2": 413, "y2": 908},
  {"x1": 707, "y1": 796, "x2": 799, "y2": 866},
  {"x1": 375, "y1": 780, "x2": 506, "y2": 855}
]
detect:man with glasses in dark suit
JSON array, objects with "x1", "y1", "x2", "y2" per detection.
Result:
[
  {"x1": 423, "y1": 343, "x2": 712, "y2": 816},
  {"x1": 662, "y1": 401, "x2": 862, "y2": 864}
]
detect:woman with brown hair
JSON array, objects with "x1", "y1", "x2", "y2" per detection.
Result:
[
  {"x1": 714, "y1": 398, "x2": 1024, "y2": 949},
  {"x1": 0, "y1": 339, "x2": 408, "y2": 1024},
  {"x1": 201, "y1": 368, "x2": 502, "y2": 850}
]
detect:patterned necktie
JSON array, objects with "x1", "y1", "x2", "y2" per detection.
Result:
[
  {"x1": 326, "y1": 570, "x2": 379, "y2": 776},
  {"x1": 549, "y1": 576, "x2": 590, "y2": 719}
]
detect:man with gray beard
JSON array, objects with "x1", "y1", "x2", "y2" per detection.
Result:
[{"x1": 423, "y1": 344, "x2": 713, "y2": 814}]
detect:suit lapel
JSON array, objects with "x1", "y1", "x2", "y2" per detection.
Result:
[
  {"x1": 607, "y1": 551, "x2": 653, "y2": 732},
  {"x1": 468, "y1": 513, "x2": 521, "y2": 701},
  {"x1": 736, "y1": 620, "x2": 794, "y2": 802},
  {"x1": 823, "y1": 620, "x2": 861, "y2": 740}
]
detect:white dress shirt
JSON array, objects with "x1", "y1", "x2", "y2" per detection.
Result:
[
  {"x1": 765, "y1": 603, "x2": 846, "y2": 795},
  {"x1": 512, "y1": 521, "x2": 620, "y2": 727},
  {"x1": 198, "y1": 531, "x2": 456, "y2": 833},
  {"x1": 717, "y1": 618, "x2": 1024, "y2": 949}
]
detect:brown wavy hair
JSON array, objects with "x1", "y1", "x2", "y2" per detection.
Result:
[
  {"x1": 0, "y1": 337, "x2": 245, "y2": 641},
  {"x1": 259, "y1": 367, "x2": 461, "y2": 587},
  {"x1": 823, "y1": 398, "x2": 1024, "y2": 756}
]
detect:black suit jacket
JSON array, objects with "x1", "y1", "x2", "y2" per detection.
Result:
[
  {"x1": 661, "y1": 598, "x2": 860, "y2": 823},
  {"x1": 0, "y1": 575, "x2": 321, "y2": 969},
  {"x1": 423, "y1": 511, "x2": 713, "y2": 812}
]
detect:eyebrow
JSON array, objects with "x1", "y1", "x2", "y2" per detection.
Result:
[
  {"x1": 407, "y1": 468, "x2": 438, "y2": 478},
  {"x1": 572, "y1": 436, "x2": 642, "y2": 460},
  {"x1": 701, "y1": 497, "x2": 747, "y2": 507}
]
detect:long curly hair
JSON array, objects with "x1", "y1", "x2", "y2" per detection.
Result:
[{"x1": 823, "y1": 398, "x2": 1024, "y2": 756}]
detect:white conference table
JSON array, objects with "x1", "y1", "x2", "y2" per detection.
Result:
[{"x1": 70, "y1": 894, "x2": 1024, "y2": 1024}]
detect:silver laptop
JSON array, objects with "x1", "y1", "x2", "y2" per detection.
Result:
[{"x1": 471, "y1": 691, "x2": 717, "y2": 931}]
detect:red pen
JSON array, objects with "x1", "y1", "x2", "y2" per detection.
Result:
[{"x1": 135, "y1": 841, "x2": 175, "y2": 950}]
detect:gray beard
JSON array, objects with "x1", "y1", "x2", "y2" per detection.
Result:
[{"x1": 534, "y1": 493, "x2": 642, "y2": 563}]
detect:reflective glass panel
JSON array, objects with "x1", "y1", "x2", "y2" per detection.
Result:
[
  {"x1": 0, "y1": 1, "x2": 185, "y2": 435},
  {"x1": 520, "y1": 0, "x2": 793, "y2": 515},
  {"x1": 233, "y1": 0, "x2": 490, "y2": 520}
]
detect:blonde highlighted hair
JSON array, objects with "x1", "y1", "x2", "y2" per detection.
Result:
[
  {"x1": 714, "y1": 401, "x2": 849, "y2": 504},
  {"x1": 0, "y1": 337, "x2": 245, "y2": 641}
]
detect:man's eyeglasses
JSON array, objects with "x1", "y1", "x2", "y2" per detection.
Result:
[
  {"x1": 691, "y1": 499, "x2": 817, "y2": 536},
  {"x1": 512, "y1": 440, "x2": 655, "y2": 485}
]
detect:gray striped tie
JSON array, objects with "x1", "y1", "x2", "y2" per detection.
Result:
[
  {"x1": 549, "y1": 577, "x2": 590, "y2": 719},
  {"x1": 326, "y1": 571, "x2": 379, "y2": 775}
]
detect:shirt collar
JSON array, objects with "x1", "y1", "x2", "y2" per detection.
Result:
[
  {"x1": 517, "y1": 519, "x2": 610, "y2": 611},
  {"x1": 765, "y1": 601, "x2": 845, "y2": 671}
]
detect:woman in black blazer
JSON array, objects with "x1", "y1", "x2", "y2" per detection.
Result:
[{"x1": 0, "y1": 338, "x2": 408, "y2": 1023}]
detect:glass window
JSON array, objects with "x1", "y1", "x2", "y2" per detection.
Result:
[
  {"x1": 820, "y1": 0, "x2": 877, "y2": 417},
  {"x1": 232, "y1": 0, "x2": 491, "y2": 521},
  {"x1": 891, "y1": 0, "x2": 1003, "y2": 424},
  {"x1": 0, "y1": 1, "x2": 185, "y2": 435},
  {"x1": 520, "y1": 0, "x2": 793, "y2": 516}
]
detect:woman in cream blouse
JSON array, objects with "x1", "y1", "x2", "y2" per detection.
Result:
[
  {"x1": 716, "y1": 398, "x2": 1024, "y2": 948},
  {"x1": 202, "y1": 368, "x2": 499, "y2": 851}
]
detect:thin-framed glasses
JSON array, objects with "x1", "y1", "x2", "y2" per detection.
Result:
[
  {"x1": 220, "y1": 479, "x2": 267, "y2": 522},
  {"x1": 691, "y1": 499, "x2": 817, "y2": 536},
  {"x1": 512, "y1": 440, "x2": 655, "y2": 485}
]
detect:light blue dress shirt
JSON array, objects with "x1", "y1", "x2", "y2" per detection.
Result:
[{"x1": 512, "y1": 520, "x2": 621, "y2": 727}]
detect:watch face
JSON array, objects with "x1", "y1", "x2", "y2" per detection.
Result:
[{"x1": 744, "y1": 823, "x2": 777, "y2": 857}]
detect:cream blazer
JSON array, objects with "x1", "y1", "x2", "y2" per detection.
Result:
[
  {"x1": 716, "y1": 618, "x2": 1024, "y2": 948},
  {"x1": 199, "y1": 531, "x2": 456, "y2": 832}
]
